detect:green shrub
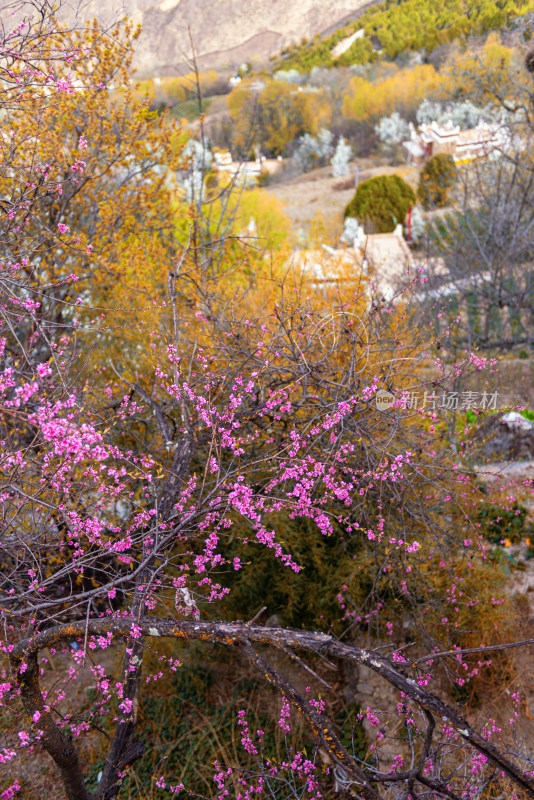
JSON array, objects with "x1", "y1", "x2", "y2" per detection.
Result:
[
  {"x1": 417, "y1": 153, "x2": 458, "y2": 209},
  {"x1": 86, "y1": 666, "x2": 304, "y2": 799},
  {"x1": 344, "y1": 174, "x2": 416, "y2": 233},
  {"x1": 335, "y1": 38, "x2": 376, "y2": 67},
  {"x1": 218, "y1": 515, "x2": 364, "y2": 634},
  {"x1": 476, "y1": 502, "x2": 531, "y2": 545}
]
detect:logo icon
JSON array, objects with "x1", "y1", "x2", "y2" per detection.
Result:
[{"x1": 375, "y1": 389, "x2": 395, "y2": 411}]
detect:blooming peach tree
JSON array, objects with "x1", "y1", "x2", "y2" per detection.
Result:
[{"x1": 2, "y1": 5, "x2": 534, "y2": 800}]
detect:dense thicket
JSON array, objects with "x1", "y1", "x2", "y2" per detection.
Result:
[{"x1": 276, "y1": 0, "x2": 530, "y2": 72}]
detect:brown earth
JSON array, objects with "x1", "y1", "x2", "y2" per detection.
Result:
[
  {"x1": 263, "y1": 162, "x2": 420, "y2": 241},
  {"x1": 18, "y1": 0, "x2": 374, "y2": 77}
]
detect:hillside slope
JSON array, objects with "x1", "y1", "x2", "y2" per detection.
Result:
[
  {"x1": 276, "y1": 0, "x2": 531, "y2": 71},
  {"x1": 48, "y1": 0, "x2": 372, "y2": 76}
]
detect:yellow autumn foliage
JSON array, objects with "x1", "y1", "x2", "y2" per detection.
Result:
[
  {"x1": 0, "y1": 18, "x2": 189, "y2": 382},
  {"x1": 228, "y1": 80, "x2": 328, "y2": 156},
  {"x1": 343, "y1": 63, "x2": 444, "y2": 121},
  {"x1": 442, "y1": 35, "x2": 518, "y2": 100},
  {"x1": 138, "y1": 70, "x2": 222, "y2": 104}
]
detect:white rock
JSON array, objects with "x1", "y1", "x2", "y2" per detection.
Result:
[{"x1": 501, "y1": 411, "x2": 533, "y2": 431}]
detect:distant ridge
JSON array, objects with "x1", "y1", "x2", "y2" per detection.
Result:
[{"x1": 14, "y1": 0, "x2": 373, "y2": 76}]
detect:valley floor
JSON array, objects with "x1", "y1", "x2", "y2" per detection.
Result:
[{"x1": 263, "y1": 161, "x2": 420, "y2": 240}]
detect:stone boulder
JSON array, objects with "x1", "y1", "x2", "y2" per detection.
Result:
[{"x1": 471, "y1": 412, "x2": 534, "y2": 463}]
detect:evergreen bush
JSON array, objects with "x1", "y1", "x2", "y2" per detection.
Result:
[
  {"x1": 344, "y1": 174, "x2": 415, "y2": 233},
  {"x1": 477, "y1": 502, "x2": 531, "y2": 545},
  {"x1": 417, "y1": 153, "x2": 458, "y2": 209}
]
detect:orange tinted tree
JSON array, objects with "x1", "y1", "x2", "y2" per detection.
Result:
[
  {"x1": 2, "y1": 16, "x2": 185, "y2": 375},
  {"x1": 228, "y1": 79, "x2": 328, "y2": 156}
]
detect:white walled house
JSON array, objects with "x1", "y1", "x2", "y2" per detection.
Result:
[
  {"x1": 293, "y1": 226, "x2": 414, "y2": 302},
  {"x1": 403, "y1": 119, "x2": 510, "y2": 165},
  {"x1": 213, "y1": 150, "x2": 284, "y2": 184}
]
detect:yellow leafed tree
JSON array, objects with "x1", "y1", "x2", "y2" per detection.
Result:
[
  {"x1": 228, "y1": 79, "x2": 329, "y2": 156},
  {"x1": 2, "y1": 18, "x2": 187, "y2": 379},
  {"x1": 343, "y1": 63, "x2": 443, "y2": 121}
]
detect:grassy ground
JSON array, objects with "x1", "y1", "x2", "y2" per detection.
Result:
[{"x1": 0, "y1": 643, "x2": 362, "y2": 800}]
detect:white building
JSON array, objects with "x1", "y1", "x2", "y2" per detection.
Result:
[
  {"x1": 403, "y1": 119, "x2": 510, "y2": 165},
  {"x1": 293, "y1": 226, "x2": 414, "y2": 302},
  {"x1": 213, "y1": 150, "x2": 283, "y2": 185}
]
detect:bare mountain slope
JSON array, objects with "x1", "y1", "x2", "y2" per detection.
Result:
[{"x1": 50, "y1": 0, "x2": 372, "y2": 75}]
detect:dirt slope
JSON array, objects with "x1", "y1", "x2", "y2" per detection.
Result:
[{"x1": 20, "y1": 0, "x2": 372, "y2": 76}]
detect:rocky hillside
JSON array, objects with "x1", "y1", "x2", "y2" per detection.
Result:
[{"x1": 53, "y1": 0, "x2": 372, "y2": 76}]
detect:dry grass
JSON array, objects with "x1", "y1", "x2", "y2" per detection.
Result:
[{"x1": 263, "y1": 162, "x2": 420, "y2": 237}]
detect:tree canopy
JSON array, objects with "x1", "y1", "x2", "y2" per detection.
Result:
[
  {"x1": 345, "y1": 174, "x2": 416, "y2": 233},
  {"x1": 2, "y1": 7, "x2": 534, "y2": 800},
  {"x1": 275, "y1": 0, "x2": 530, "y2": 72},
  {"x1": 417, "y1": 153, "x2": 458, "y2": 209}
]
